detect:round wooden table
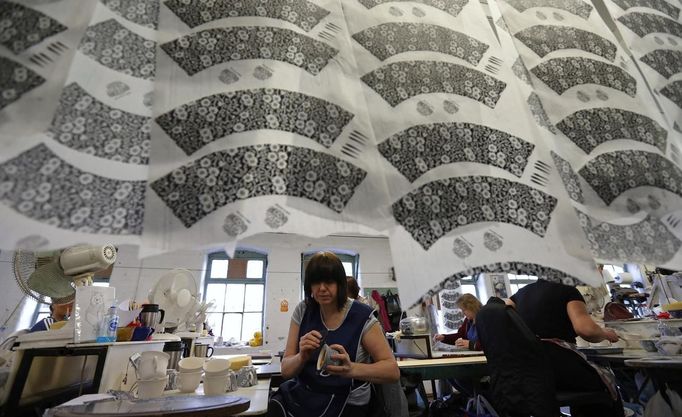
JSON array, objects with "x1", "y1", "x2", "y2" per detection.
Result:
[{"x1": 52, "y1": 395, "x2": 250, "y2": 417}]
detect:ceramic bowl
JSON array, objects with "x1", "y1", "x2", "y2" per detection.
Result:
[
  {"x1": 203, "y1": 373, "x2": 229, "y2": 396},
  {"x1": 176, "y1": 370, "x2": 203, "y2": 393},
  {"x1": 203, "y1": 358, "x2": 231, "y2": 376},
  {"x1": 137, "y1": 375, "x2": 168, "y2": 399},
  {"x1": 656, "y1": 340, "x2": 681, "y2": 355},
  {"x1": 178, "y1": 356, "x2": 205, "y2": 372}
]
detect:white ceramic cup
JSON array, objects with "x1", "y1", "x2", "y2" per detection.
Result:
[
  {"x1": 203, "y1": 358, "x2": 231, "y2": 376},
  {"x1": 203, "y1": 373, "x2": 229, "y2": 395},
  {"x1": 138, "y1": 351, "x2": 170, "y2": 379},
  {"x1": 137, "y1": 375, "x2": 168, "y2": 399},
  {"x1": 178, "y1": 356, "x2": 204, "y2": 373},
  {"x1": 177, "y1": 370, "x2": 203, "y2": 393},
  {"x1": 316, "y1": 344, "x2": 341, "y2": 372}
]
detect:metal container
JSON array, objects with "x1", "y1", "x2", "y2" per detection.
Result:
[
  {"x1": 399, "y1": 316, "x2": 428, "y2": 335},
  {"x1": 139, "y1": 304, "x2": 165, "y2": 332},
  {"x1": 193, "y1": 343, "x2": 214, "y2": 358},
  {"x1": 163, "y1": 341, "x2": 184, "y2": 370}
]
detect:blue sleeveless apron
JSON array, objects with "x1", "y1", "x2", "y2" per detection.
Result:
[{"x1": 273, "y1": 300, "x2": 374, "y2": 417}]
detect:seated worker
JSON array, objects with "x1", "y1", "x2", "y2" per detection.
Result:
[
  {"x1": 433, "y1": 294, "x2": 483, "y2": 396},
  {"x1": 30, "y1": 301, "x2": 73, "y2": 332},
  {"x1": 433, "y1": 294, "x2": 482, "y2": 351},
  {"x1": 268, "y1": 252, "x2": 399, "y2": 417},
  {"x1": 346, "y1": 276, "x2": 369, "y2": 305},
  {"x1": 508, "y1": 279, "x2": 624, "y2": 417}
]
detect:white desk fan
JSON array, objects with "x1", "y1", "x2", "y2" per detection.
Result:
[{"x1": 149, "y1": 269, "x2": 199, "y2": 339}]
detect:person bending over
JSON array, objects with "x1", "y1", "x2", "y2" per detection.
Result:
[
  {"x1": 508, "y1": 279, "x2": 623, "y2": 417},
  {"x1": 268, "y1": 252, "x2": 399, "y2": 417}
]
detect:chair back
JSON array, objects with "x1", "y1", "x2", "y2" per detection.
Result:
[{"x1": 476, "y1": 300, "x2": 558, "y2": 417}]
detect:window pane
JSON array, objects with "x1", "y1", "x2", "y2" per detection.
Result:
[
  {"x1": 206, "y1": 312, "x2": 223, "y2": 336},
  {"x1": 225, "y1": 284, "x2": 245, "y2": 312},
  {"x1": 246, "y1": 260, "x2": 264, "y2": 279},
  {"x1": 223, "y1": 313, "x2": 243, "y2": 341},
  {"x1": 461, "y1": 285, "x2": 477, "y2": 296},
  {"x1": 206, "y1": 284, "x2": 226, "y2": 311},
  {"x1": 210, "y1": 260, "x2": 228, "y2": 278},
  {"x1": 342, "y1": 262, "x2": 353, "y2": 277},
  {"x1": 242, "y1": 312, "x2": 262, "y2": 340},
  {"x1": 228, "y1": 259, "x2": 248, "y2": 279},
  {"x1": 244, "y1": 285, "x2": 264, "y2": 311}
]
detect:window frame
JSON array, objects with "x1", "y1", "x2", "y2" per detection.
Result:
[
  {"x1": 203, "y1": 249, "x2": 268, "y2": 341},
  {"x1": 508, "y1": 273, "x2": 538, "y2": 295}
]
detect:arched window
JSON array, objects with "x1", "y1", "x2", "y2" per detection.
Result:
[{"x1": 203, "y1": 250, "x2": 267, "y2": 341}]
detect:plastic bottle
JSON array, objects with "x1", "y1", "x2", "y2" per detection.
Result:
[{"x1": 96, "y1": 305, "x2": 119, "y2": 342}]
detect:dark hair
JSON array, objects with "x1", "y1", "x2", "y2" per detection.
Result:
[
  {"x1": 346, "y1": 276, "x2": 360, "y2": 300},
  {"x1": 304, "y1": 252, "x2": 347, "y2": 311}
]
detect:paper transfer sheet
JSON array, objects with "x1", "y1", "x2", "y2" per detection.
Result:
[{"x1": 1, "y1": 0, "x2": 681, "y2": 308}]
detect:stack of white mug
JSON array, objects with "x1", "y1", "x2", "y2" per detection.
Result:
[
  {"x1": 136, "y1": 351, "x2": 170, "y2": 399},
  {"x1": 203, "y1": 358, "x2": 237, "y2": 395},
  {"x1": 177, "y1": 357, "x2": 204, "y2": 393}
]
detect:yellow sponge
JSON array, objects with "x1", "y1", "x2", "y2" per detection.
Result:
[{"x1": 229, "y1": 355, "x2": 251, "y2": 370}]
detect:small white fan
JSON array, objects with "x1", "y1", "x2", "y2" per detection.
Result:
[{"x1": 148, "y1": 269, "x2": 198, "y2": 329}]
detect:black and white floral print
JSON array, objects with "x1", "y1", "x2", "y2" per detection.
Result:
[
  {"x1": 46, "y1": 83, "x2": 150, "y2": 164},
  {"x1": 0, "y1": 2, "x2": 66, "y2": 54},
  {"x1": 641, "y1": 49, "x2": 682, "y2": 79},
  {"x1": 164, "y1": 0, "x2": 330, "y2": 32},
  {"x1": 362, "y1": 61, "x2": 506, "y2": 108},
  {"x1": 150, "y1": 144, "x2": 366, "y2": 227},
  {"x1": 557, "y1": 108, "x2": 667, "y2": 153},
  {"x1": 505, "y1": 0, "x2": 593, "y2": 19},
  {"x1": 416, "y1": 261, "x2": 584, "y2": 306},
  {"x1": 392, "y1": 176, "x2": 557, "y2": 250},
  {"x1": 618, "y1": 12, "x2": 682, "y2": 38},
  {"x1": 579, "y1": 150, "x2": 682, "y2": 204},
  {"x1": 223, "y1": 213, "x2": 248, "y2": 237},
  {"x1": 0, "y1": 56, "x2": 44, "y2": 110},
  {"x1": 156, "y1": 88, "x2": 354, "y2": 155},
  {"x1": 352, "y1": 22, "x2": 488, "y2": 65},
  {"x1": 452, "y1": 237, "x2": 472, "y2": 258},
  {"x1": 577, "y1": 211, "x2": 681, "y2": 264},
  {"x1": 379, "y1": 122, "x2": 534, "y2": 182},
  {"x1": 550, "y1": 152, "x2": 584, "y2": 203},
  {"x1": 512, "y1": 57, "x2": 532, "y2": 85},
  {"x1": 0, "y1": 144, "x2": 145, "y2": 234},
  {"x1": 358, "y1": 0, "x2": 470, "y2": 17},
  {"x1": 531, "y1": 57, "x2": 636, "y2": 97},
  {"x1": 612, "y1": 0, "x2": 680, "y2": 20},
  {"x1": 161, "y1": 26, "x2": 337, "y2": 76},
  {"x1": 515, "y1": 25, "x2": 617, "y2": 61},
  {"x1": 661, "y1": 80, "x2": 682, "y2": 109},
  {"x1": 484, "y1": 230, "x2": 504, "y2": 251},
  {"x1": 527, "y1": 92, "x2": 557, "y2": 134},
  {"x1": 101, "y1": 0, "x2": 159, "y2": 29},
  {"x1": 265, "y1": 205, "x2": 288, "y2": 228},
  {"x1": 79, "y1": 19, "x2": 156, "y2": 80}
]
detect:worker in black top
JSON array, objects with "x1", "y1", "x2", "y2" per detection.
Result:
[{"x1": 509, "y1": 279, "x2": 623, "y2": 417}]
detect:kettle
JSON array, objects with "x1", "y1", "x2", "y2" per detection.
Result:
[{"x1": 400, "y1": 316, "x2": 428, "y2": 335}]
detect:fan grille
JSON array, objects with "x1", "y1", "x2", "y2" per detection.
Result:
[{"x1": 13, "y1": 251, "x2": 75, "y2": 305}]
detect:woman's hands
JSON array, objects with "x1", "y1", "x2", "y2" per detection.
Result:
[
  {"x1": 299, "y1": 330, "x2": 323, "y2": 361},
  {"x1": 433, "y1": 334, "x2": 445, "y2": 342},
  {"x1": 455, "y1": 338, "x2": 470, "y2": 348},
  {"x1": 325, "y1": 344, "x2": 354, "y2": 378}
]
